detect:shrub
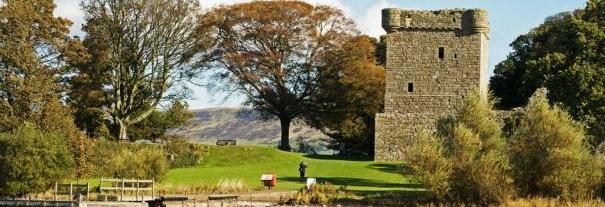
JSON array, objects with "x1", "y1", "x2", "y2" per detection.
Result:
[
  {"x1": 508, "y1": 89, "x2": 603, "y2": 200},
  {"x1": 89, "y1": 140, "x2": 168, "y2": 180},
  {"x1": 164, "y1": 137, "x2": 206, "y2": 168},
  {"x1": 0, "y1": 126, "x2": 73, "y2": 197},
  {"x1": 403, "y1": 91, "x2": 514, "y2": 205},
  {"x1": 405, "y1": 132, "x2": 451, "y2": 199}
]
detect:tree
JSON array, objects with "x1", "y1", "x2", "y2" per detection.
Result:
[
  {"x1": 489, "y1": 0, "x2": 605, "y2": 146},
  {"x1": 79, "y1": 0, "x2": 202, "y2": 140},
  {"x1": 195, "y1": 1, "x2": 358, "y2": 150},
  {"x1": 0, "y1": 0, "x2": 77, "y2": 134},
  {"x1": 508, "y1": 88, "x2": 603, "y2": 200},
  {"x1": 303, "y1": 35, "x2": 385, "y2": 156},
  {"x1": 0, "y1": 126, "x2": 73, "y2": 197},
  {"x1": 128, "y1": 100, "x2": 193, "y2": 141},
  {"x1": 403, "y1": 91, "x2": 513, "y2": 205}
]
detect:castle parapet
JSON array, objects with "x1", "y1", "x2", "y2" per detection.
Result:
[{"x1": 382, "y1": 9, "x2": 489, "y2": 35}]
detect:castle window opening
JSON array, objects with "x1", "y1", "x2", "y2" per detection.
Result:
[
  {"x1": 454, "y1": 53, "x2": 458, "y2": 59},
  {"x1": 439, "y1": 47, "x2": 445, "y2": 59},
  {"x1": 453, "y1": 17, "x2": 456, "y2": 22},
  {"x1": 407, "y1": 83, "x2": 414, "y2": 92}
]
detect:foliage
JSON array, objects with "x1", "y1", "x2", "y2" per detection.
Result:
[
  {"x1": 89, "y1": 141, "x2": 168, "y2": 181},
  {"x1": 508, "y1": 89, "x2": 603, "y2": 200},
  {"x1": 303, "y1": 35, "x2": 385, "y2": 156},
  {"x1": 403, "y1": 91, "x2": 514, "y2": 205},
  {"x1": 289, "y1": 183, "x2": 354, "y2": 205},
  {"x1": 78, "y1": 0, "x2": 202, "y2": 140},
  {"x1": 404, "y1": 132, "x2": 452, "y2": 199},
  {"x1": 0, "y1": 126, "x2": 73, "y2": 197},
  {"x1": 128, "y1": 100, "x2": 193, "y2": 141},
  {"x1": 196, "y1": 1, "x2": 358, "y2": 150},
  {"x1": 164, "y1": 137, "x2": 206, "y2": 168},
  {"x1": 0, "y1": 0, "x2": 78, "y2": 135},
  {"x1": 70, "y1": 132, "x2": 94, "y2": 180},
  {"x1": 489, "y1": 0, "x2": 605, "y2": 146}
]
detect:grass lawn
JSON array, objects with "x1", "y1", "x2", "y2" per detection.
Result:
[{"x1": 162, "y1": 145, "x2": 422, "y2": 193}]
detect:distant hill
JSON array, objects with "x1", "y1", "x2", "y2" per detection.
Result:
[{"x1": 169, "y1": 108, "x2": 329, "y2": 147}]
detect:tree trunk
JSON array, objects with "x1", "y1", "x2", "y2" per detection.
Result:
[
  {"x1": 279, "y1": 117, "x2": 292, "y2": 151},
  {"x1": 117, "y1": 119, "x2": 129, "y2": 141}
]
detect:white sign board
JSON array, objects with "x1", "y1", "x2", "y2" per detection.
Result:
[
  {"x1": 260, "y1": 174, "x2": 274, "y2": 181},
  {"x1": 306, "y1": 178, "x2": 316, "y2": 190}
]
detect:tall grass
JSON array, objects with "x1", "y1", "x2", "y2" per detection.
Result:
[
  {"x1": 158, "y1": 178, "x2": 249, "y2": 195},
  {"x1": 287, "y1": 183, "x2": 357, "y2": 205}
]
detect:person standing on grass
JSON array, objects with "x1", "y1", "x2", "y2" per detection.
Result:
[{"x1": 299, "y1": 161, "x2": 307, "y2": 181}]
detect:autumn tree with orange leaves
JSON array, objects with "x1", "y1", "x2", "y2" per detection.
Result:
[
  {"x1": 195, "y1": 1, "x2": 359, "y2": 150},
  {"x1": 304, "y1": 36, "x2": 385, "y2": 156}
]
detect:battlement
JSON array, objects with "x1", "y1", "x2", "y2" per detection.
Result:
[{"x1": 382, "y1": 9, "x2": 488, "y2": 35}]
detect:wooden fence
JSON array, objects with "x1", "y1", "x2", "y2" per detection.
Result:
[
  {"x1": 53, "y1": 182, "x2": 89, "y2": 201},
  {"x1": 98, "y1": 178, "x2": 155, "y2": 202}
]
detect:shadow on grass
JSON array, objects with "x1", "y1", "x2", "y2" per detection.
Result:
[
  {"x1": 280, "y1": 176, "x2": 422, "y2": 189},
  {"x1": 303, "y1": 154, "x2": 373, "y2": 161},
  {"x1": 366, "y1": 163, "x2": 403, "y2": 174}
]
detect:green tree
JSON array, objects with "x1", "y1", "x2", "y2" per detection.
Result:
[
  {"x1": 508, "y1": 88, "x2": 603, "y2": 200},
  {"x1": 195, "y1": 1, "x2": 358, "y2": 151},
  {"x1": 0, "y1": 126, "x2": 73, "y2": 197},
  {"x1": 303, "y1": 35, "x2": 385, "y2": 156},
  {"x1": 489, "y1": 0, "x2": 605, "y2": 146},
  {"x1": 79, "y1": 0, "x2": 202, "y2": 141},
  {"x1": 403, "y1": 91, "x2": 513, "y2": 205},
  {"x1": 128, "y1": 100, "x2": 193, "y2": 141}
]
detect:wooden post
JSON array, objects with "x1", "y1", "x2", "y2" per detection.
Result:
[
  {"x1": 86, "y1": 182, "x2": 90, "y2": 201},
  {"x1": 54, "y1": 182, "x2": 57, "y2": 201},
  {"x1": 136, "y1": 178, "x2": 139, "y2": 202},
  {"x1": 69, "y1": 182, "x2": 73, "y2": 201},
  {"x1": 151, "y1": 178, "x2": 155, "y2": 200},
  {"x1": 121, "y1": 178, "x2": 124, "y2": 202}
]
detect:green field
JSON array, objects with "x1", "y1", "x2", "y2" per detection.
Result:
[{"x1": 162, "y1": 146, "x2": 421, "y2": 193}]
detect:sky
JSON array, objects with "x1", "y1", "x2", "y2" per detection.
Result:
[{"x1": 53, "y1": 0, "x2": 588, "y2": 109}]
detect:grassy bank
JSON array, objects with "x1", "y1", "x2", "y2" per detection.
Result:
[{"x1": 162, "y1": 145, "x2": 419, "y2": 193}]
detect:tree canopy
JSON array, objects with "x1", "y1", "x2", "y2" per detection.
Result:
[
  {"x1": 195, "y1": 1, "x2": 359, "y2": 150},
  {"x1": 0, "y1": 0, "x2": 77, "y2": 134},
  {"x1": 303, "y1": 35, "x2": 385, "y2": 156},
  {"x1": 489, "y1": 0, "x2": 605, "y2": 146},
  {"x1": 76, "y1": 0, "x2": 202, "y2": 140}
]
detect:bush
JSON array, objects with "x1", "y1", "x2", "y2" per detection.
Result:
[
  {"x1": 0, "y1": 126, "x2": 73, "y2": 197},
  {"x1": 508, "y1": 89, "x2": 603, "y2": 200},
  {"x1": 89, "y1": 140, "x2": 168, "y2": 181},
  {"x1": 403, "y1": 91, "x2": 514, "y2": 205},
  {"x1": 164, "y1": 137, "x2": 206, "y2": 168},
  {"x1": 405, "y1": 132, "x2": 451, "y2": 199}
]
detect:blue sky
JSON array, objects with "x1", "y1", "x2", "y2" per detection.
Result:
[{"x1": 54, "y1": 0, "x2": 588, "y2": 109}]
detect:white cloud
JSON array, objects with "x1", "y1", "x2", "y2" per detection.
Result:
[
  {"x1": 54, "y1": 0, "x2": 85, "y2": 37},
  {"x1": 354, "y1": 0, "x2": 395, "y2": 38}
]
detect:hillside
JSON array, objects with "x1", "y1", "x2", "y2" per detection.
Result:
[{"x1": 169, "y1": 108, "x2": 329, "y2": 147}]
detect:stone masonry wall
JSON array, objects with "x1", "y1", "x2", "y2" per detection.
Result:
[{"x1": 375, "y1": 9, "x2": 489, "y2": 161}]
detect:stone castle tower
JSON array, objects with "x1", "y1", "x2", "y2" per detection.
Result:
[{"x1": 375, "y1": 9, "x2": 489, "y2": 161}]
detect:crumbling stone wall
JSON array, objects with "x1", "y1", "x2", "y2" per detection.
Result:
[{"x1": 375, "y1": 9, "x2": 489, "y2": 161}]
